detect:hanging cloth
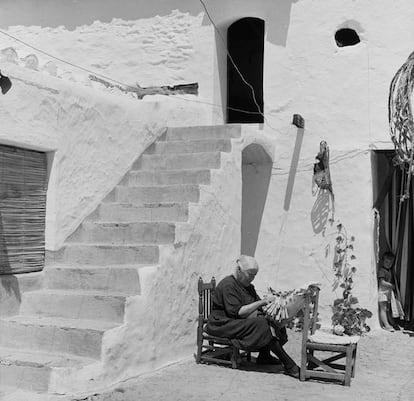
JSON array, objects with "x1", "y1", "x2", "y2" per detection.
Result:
[
  {"x1": 312, "y1": 141, "x2": 333, "y2": 195},
  {"x1": 390, "y1": 289, "x2": 405, "y2": 319},
  {"x1": 0, "y1": 72, "x2": 12, "y2": 95}
]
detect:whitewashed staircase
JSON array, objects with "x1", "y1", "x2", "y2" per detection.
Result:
[{"x1": 0, "y1": 125, "x2": 240, "y2": 395}]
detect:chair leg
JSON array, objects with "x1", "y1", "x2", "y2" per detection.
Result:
[
  {"x1": 344, "y1": 346, "x2": 353, "y2": 386},
  {"x1": 247, "y1": 352, "x2": 251, "y2": 362},
  {"x1": 231, "y1": 347, "x2": 239, "y2": 369},
  {"x1": 196, "y1": 336, "x2": 202, "y2": 364},
  {"x1": 300, "y1": 349, "x2": 308, "y2": 381},
  {"x1": 351, "y1": 345, "x2": 357, "y2": 378}
]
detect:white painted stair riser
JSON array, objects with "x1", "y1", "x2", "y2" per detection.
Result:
[
  {"x1": 95, "y1": 202, "x2": 189, "y2": 222},
  {"x1": 124, "y1": 169, "x2": 210, "y2": 186},
  {"x1": 115, "y1": 184, "x2": 200, "y2": 204},
  {"x1": 0, "y1": 317, "x2": 111, "y2": 359},
  {"x1": 19, "y1": 290, "x2": 126, "y2": 322},
  {"x1": 152, "y1": 139, "x2": 231, "y2": 154},
  {"x1": 69, "y1": 221, "x2": 175, "y2": 244},
  {"x1": 138, "y1": 152, "x2": 221, "y2": 170},
  {"x1": 44, "y1": 265, "x2": 141, "y2": 294},
  {"x1": 59, "y1": 244, "x2": 159, "y2": 265}
]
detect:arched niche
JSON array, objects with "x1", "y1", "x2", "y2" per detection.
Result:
[
  {"x1": 227, "y1": 17, "x2": 264, "y2": 124},
  {"x1": 241, "y1": 143, "x2": 272, "y2": 256}
]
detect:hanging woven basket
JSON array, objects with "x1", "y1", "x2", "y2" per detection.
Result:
[{"x1": 389, "y1": 51, "x2": 414, "y2": 169}]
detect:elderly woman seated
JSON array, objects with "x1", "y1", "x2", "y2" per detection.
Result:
[{"x1": 206, "y1": 255, "x2": 300, "y2": 378}]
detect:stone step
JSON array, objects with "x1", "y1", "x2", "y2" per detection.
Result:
[
  {"x1": 93, "y1": 202, "x2": 189, "y2": 222},
  {"x1": 165, "y1": 125, "x2": 241, "y2": 141},
  {"x1": 115, "y1": 185, "x2": 199, "y2": 204},
  {"x1": 19, "y1": 289, "x2": 127, "y2": 323},
  {"x1": 44, "y1": 264, "x2": 142, "y2": 294},
  {"x1": 0, "y1": 346, "x2": 94, "y2": 393},
  {"x1": 0, "y1": 388, "x2": 69, "y2": 401},
  {"x1": 152, "y1": 139, "x2": 231, "y2": 154},
  {"x1": 0, "y1": 316, "x2": 116, "y2": 359},
  {"x1": 124, "y1": 169, "x2": 210, "y2": 186},
  {"x1": 57, "y1": 244, "x2": 159, "y2": 265},
  {"x1": 69, "y1": 221, "x2": 175, "y2": 244},
  {"x1": 138, "y1": 152, "x2": 221, "y2": 170}
]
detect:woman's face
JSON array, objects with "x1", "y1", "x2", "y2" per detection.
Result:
[{"x1": 237, "y1": 265, "x2": 258, "y2": 287}]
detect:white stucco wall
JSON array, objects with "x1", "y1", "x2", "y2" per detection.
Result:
[
  {"x1": 0, "y1": 0, "x2": 413, "y2": 386},
  {"x1": 0, "y1": 60, "x2": 214, "y2": 249},
  {"x1": 101, "y1": 144, "x2": 242, "y2": 382}
]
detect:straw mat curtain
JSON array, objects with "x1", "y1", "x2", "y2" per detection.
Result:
[{"x1": 0, "y1": 145, "x2": 47, "y2": 274}]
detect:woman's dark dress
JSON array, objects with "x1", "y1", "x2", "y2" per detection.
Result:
[{"x1": 206, "y1": 275, "x2": 275, "y2": 351}]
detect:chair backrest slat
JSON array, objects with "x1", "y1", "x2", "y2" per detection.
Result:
[
  {"x1": 310, "y1": 288, "x2": 320, "y2": 334},
  {"x1": 301, "y1": 286, "x2": 320, "y2": 344},
  {"x1": 204, "y1": 289, "x2": 209, "y2": 318},
  {"x1": 198, "y1": 276, "x2": 216, "y2": 322}
]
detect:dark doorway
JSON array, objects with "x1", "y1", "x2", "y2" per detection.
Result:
[
  {"x1": 241, "y1": 144, "x2": 272, "y2": 256},
  {"x1": 372, "y1": 150, "x2": 414, "y2": 324},
  {"x1": 227, "y1": 18, "x2": 264, "y2": 124}
]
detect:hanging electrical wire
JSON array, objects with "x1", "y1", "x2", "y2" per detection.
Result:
[
  {"x1": 198, "y1": 0, "x2": 264, "y2": 120},
  {"x1": 0, "y1": 28, "x2": 269, "y2": 119},
  {"x1": 0, "y1": 5, "x2": 284, "y2": 132}
]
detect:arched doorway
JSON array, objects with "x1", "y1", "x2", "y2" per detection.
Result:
[
  {"x1": 227, "y1": 18, "x2": 264, "y2": 124},
  {"x1": 241, "y1": 144, "x2": 272, "y2": 256}
]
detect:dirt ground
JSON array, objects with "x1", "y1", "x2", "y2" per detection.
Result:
[
  {"x1": 77, "y1": 327, "x2": 414, "y2": 401},
  {"x1": 2, "y1": 328, "x2": 413, "y2": 401}
]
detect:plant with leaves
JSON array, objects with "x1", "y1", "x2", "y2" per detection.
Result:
[
  {"x1": 331, "y1": 296, "x2": 373, "y2": 336},
  {"x1": 330, "y1": 222, "x2": 372, "y2": 335},
  {"x1": 332, "y1": 222, "x2": 356, "y2": 297}
]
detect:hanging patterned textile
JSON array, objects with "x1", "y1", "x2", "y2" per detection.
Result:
[{"x1": 312, "y1": 141, "x2": 333, "y2": 195}]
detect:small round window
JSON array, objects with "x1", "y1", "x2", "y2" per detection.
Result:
[{"x1": 335, "y1": 28, "x2": 360, "y2": 47}]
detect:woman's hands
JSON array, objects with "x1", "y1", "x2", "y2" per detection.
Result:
[
  {"x1": 262, "y1": 295, "x2": 276, "y2": 305},
  {"x1": 238, "y1": 300, "x2": 266, "y2": 318},
  {"x1": 238, "y1": 296, "x2": 275, "y2": 318}
]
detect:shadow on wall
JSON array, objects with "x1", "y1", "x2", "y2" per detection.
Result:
[
  {"x1": 311, "y1": 190, "x2": 332, "y2": 235},
  {"x1": 283, "y1": 126, "x2": 304, "y2": 211},
  {"x1": 241, "y1": 143, "x2": 272, "y2": 257}
]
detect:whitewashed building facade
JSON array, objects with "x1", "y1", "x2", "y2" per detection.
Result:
[{"x1": 0, "y1": 0, "x2": 412, "y2": 395}]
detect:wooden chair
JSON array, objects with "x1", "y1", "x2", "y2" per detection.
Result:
[
  {"x1": 300, "y1": 286, "x2": 359, "y2": 386},
  {"x1": 195, "y1": 276, "x2": 250, "y2": 368}
]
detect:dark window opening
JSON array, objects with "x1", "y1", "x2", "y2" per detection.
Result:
[
  {"x1": 335, "y1": 28, "x2": 360, "y2": 47},
  {"x1": 227, "y1": 18, "x2": 264, "y2": 124}
]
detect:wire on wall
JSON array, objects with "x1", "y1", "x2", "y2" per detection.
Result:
[
  {"x1": 0, "y1": 27, "x2": 266, "y2": 121},
  {"x1": 197, "y1": 0, "x2": 282, "y2": 132},
  {"x1": 0, "y1": 3, "x2": 282, "y2": 131}
]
